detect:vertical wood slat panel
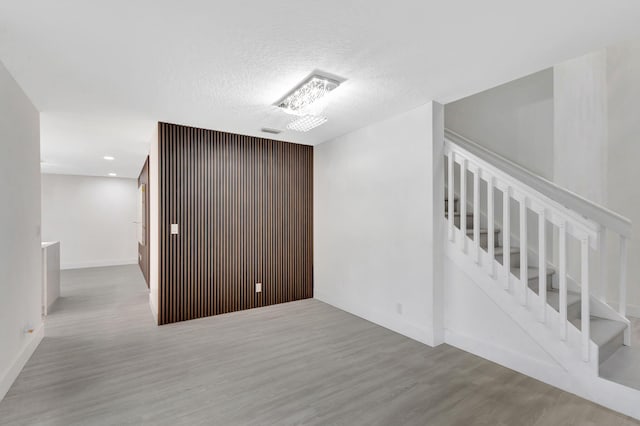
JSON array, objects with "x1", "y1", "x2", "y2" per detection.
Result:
[{"x1": 157, "y1": 122, "x2": 314, "y2": 325}]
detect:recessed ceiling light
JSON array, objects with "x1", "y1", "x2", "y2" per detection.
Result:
[
  {"x1": 277, "y1": 74, "x2": 341, "y2": 115},
  {"x1": 108, "y1": 172, "x2": 117, "y2": 177},
  {"x1": 287, "y1": 115, "x2": 328, "y2": 132},
  {"x1": 103, "y1": 156, "x2": 115, "y2": 160}
]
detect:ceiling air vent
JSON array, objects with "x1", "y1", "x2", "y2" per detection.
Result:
[{"x1": 261, "y1": 128, "x2": 282, "y2": 135}]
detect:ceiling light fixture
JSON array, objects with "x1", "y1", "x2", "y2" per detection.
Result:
[
  {"x1": 103, "y1": 156, "x2": 115, "y2": 160},
  {"x1": 108, "y1": 172, "x2": 117, "y2": 177},
  {"x1": 287, "y1": 115, "x2": 328, "y2": 132},
  {"x1": 277, "y1": 74, "x2": 341, "y2": 115}
]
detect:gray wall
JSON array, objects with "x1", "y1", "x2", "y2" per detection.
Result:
[
  {"x1": 0, "y1": 60, "x2": 42, "y2": 400},
  {"x1": 445, "y1": 69, "x2": 554, "y2": 180}
]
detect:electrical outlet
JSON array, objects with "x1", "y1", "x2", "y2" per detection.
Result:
[
  {"x1": 396, "y1": 303, "x2": 403, "y2": 315},
  {"x1": 255, "y1": 282, "x2": 262, "y2": 293}
]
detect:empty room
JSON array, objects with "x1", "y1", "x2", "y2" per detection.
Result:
[{"x1": 3, "y1": 1, "x2": 640, "y2": 424}]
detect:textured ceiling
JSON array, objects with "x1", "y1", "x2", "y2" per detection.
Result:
[{"x1": 2, "y1": 0, "x2": 640, "y2": 177}]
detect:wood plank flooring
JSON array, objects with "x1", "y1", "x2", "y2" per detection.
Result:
[{"x1": 0, "y1": 265, "x2": 637, "y2": 425}]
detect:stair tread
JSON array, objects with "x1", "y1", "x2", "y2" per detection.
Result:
[
  {"x1": 494, "y1": 246, "x2": 519, "y2": 256},
  {"x1": 511, "y1": 267, "x2": 556, "y2": 280},
  {"x1": 445, "y1": 211, "x2": 472, "y2": 217},
  {"x1": 546, "y1": 288, "x2": 581, "y2": 311},
  {"x1": 569, "y1": 317, "x2": 627, "y2": 346},
  {"x1": 465, "y1": 227, "x2": 499, "y2": 235}
]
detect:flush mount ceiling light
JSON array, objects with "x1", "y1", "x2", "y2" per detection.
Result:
[
  {"x1": 108, "y1": 172, "x2": 117, "y2": 177},
  {"x1": 287, "y1": 115, "x2": 328, "y2": 132},
  {"x1": 276, "y1": 74, "x2": 341, "y2": 115}
]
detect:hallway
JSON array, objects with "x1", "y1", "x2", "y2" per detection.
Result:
[{"x1": 0, "y1": 266, "x2": 636, "y2": 425}]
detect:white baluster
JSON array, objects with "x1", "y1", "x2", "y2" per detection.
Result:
[
  {"x1": 619, "y1": 235, "x2": 628, "y2": 346},
  {"x1": 581, "y1": 237, "x2": 590, "y2": 362},
  {"x1": 598, "y1": 225, "x2": 607, "y2": 302},
  {"x1": 559, "y1": 221, "x2": 568, "y2": 341},
  {"x1": 460, "y1": 159, "x2": 467, "y2": 253},
  {"x1": 487, "y1": 176, "x2": 495, "y2": 278},
  {"x1": 538, "y1": 209, "x2": 546, "y2": 323},
  {"x1": 520, "y1": 197, "x2": 528, "y2": 306},
  {"x1": 448, "y1": 153, "x2": 454, "y2": 242},
  {"x1": 619, "y1": 236, "x2": 628, "y2": 318},
  {"x1": 503, "y1": 187, "x2": 511, "y2": 291},
  {"x1": 474, "y1": 169, "x2": 480, "y2": 264}
]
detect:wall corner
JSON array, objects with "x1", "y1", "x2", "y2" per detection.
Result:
[{"x1": 431, "y1": 101, "x2": 446, "y2": 346}]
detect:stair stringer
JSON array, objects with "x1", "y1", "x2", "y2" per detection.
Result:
[{"x1": 445, "y1": 235, "x2": 640, "y2": 420}]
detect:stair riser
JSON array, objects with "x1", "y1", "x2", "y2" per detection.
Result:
[
  {"x1": 496, "y1": 252, "x2": 521, "y2": 268},
  {"x1": 567, "y1": 301, "x2": 581, "y2": 322},
  {"x1": 449, "y1": 214, "x2": 474, "y2": 228},
  {"x1": 471, "y1": 231, "x2": 501, "y2": 250},
  {"x1": 525, "y1": 273, "x2": 555, "y2": 293},
  {"x1": 444, "y1": 199, "x2": 459, "y2": 212},
  {"x1": 599, "y1": 332, "x2": 625, "y2": 366}
]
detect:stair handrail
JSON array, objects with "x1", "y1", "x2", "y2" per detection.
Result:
[{"x1": 445, "y1": 129, "x2": 632, "y2": 238}]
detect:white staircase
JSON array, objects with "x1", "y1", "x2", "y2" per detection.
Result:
[{"x1": 443, "y1": 129, "x2": 640, "y2": 417}]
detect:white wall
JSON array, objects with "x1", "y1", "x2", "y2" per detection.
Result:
[
  {"x1": 314, "y1": 102, "x2": 444, "y2": 346},
  {"x1": 41, "y1": 174, "x2": 138, "y2": 269},
  {"x1": 607, "y1": 40, "x2": 640, "y2": 315},
  {"x1": 0, "y1": 60, "x2": 43, "y2": 401},
  {"x1": 445, "y1": 69, "x2": 554, "y2": 180},
  {"x1": 554, "y1": 51, "x2": 608, "y2": 205},
  {"x1": 550, "y1": 46, "x2": 640, "y2": 314}
]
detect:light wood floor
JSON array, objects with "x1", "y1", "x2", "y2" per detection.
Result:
[{"x1": 0, "y1": 265, "x2": 637, "y2": 425}]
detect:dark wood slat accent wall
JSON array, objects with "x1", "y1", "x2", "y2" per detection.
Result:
[
  {"x1": 138, "y1": 156, "x2": 150, "y2": 287},
  {"x1": 157, "y1": 122, "x2": 313, "y2": 325}
]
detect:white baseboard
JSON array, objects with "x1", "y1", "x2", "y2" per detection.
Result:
[
  {"x1": 61, "y1": 259, "x2": 138, "y2": 270},
  {"x1": 314, "y1": 294, "x2": 435, "y2": 346},
  {"x1": 0, "y1": 322, "x2": 44, "y2": 402}
]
